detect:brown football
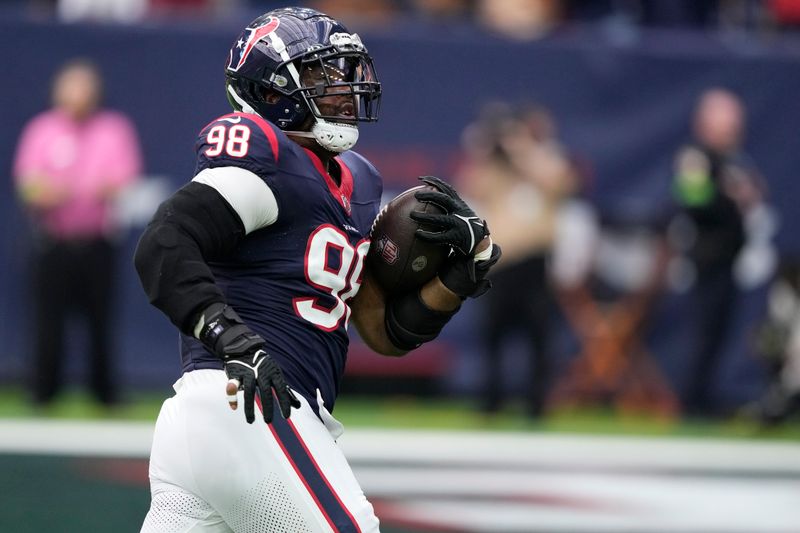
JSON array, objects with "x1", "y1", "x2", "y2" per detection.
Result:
[{"x1": 367, "y1": 185, "x2": 449, "y2": 294}]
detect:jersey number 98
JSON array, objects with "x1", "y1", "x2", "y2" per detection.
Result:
[
  {"x1": 204, "y1": 124, "x2": 251, "y2": 158},
  {"x1": 294, "y1": 225, "x2": 370, "y2": 331}
]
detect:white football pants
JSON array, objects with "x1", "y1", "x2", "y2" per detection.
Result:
[{"x1": 140, "y1": 369, "x2": 380, "y2": 533}]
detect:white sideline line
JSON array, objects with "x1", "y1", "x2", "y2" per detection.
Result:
[
  {"x1": 0, "y1": 419, "x2": 154, "y2": 457},
  {"x1": 339, "y1": 428, "x2": 800, "y2": 473},
  {"x1": 3, "y1": 420, "x2": 799, "y2": 532},
  {"x1": 1, "y1": 419, "x2": 799, "y2": 474}
]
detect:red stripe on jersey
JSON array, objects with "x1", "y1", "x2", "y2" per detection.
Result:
[
  {"x1": 336, "y1": 157, "x2": 354, "y2": 209},
  {"x1": 303, "y1": 148, "x2": 354, "y2": 216},
  {"x1": 242, "y1": 112, "x2": 280, "y2": 163}
]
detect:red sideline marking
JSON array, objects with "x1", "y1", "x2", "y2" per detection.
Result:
[
  {"x1": 371, "y1": 499, "x2": 464, "y2": 533},
  {"x1": 73, "y1": 458, "x2": 150, "y2": 487}
]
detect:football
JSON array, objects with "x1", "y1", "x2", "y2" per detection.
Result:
[{"x1": 367, "y1": 185, "x2": 450, "y2": 294}]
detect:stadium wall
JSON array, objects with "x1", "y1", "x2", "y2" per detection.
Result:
[{"x1": 2, "y1": 18, "x2": 799, "y2": 409}]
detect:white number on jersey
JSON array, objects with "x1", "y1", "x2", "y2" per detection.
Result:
[
  {"x1": 293, "y1": 225, "x2": 370, "y2": 331},
  {"x1": 204, "y1": 124, "x2": 251, "y2": 158}
]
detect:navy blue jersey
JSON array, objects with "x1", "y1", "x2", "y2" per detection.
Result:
[{"x1": 180, "y1": 112, "x2": 382, "y2": 411}]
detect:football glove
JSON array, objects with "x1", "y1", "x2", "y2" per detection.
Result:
[
  {"x1": 439, "y1": 243, "x2": 502, "y2": 299},
  {"x1": 410, "y1": 175, "x2": 490, "y2": 257},
  {"x1": 196, "y1": 303, "x2": 300, "y2": 424}
]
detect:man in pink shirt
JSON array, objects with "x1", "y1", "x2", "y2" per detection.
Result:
[{"x1": 13, "y1": 58, "x2": 142, "y2": 406}]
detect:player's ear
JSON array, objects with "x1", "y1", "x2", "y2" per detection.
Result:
[{"x1": 262, "y1": 90, "x2": 281, "y2": 105}]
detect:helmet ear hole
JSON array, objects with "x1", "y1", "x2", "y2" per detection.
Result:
[{"x1": 263, "y1": 91, "x2": 282, "y2": 104}]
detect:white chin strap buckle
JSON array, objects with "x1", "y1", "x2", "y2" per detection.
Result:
[{"x1": 311, "y1": 119, "x2": 359, "y2": 152}]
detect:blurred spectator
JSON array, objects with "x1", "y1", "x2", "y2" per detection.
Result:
[
  {"x1": 476, "y1": 0, "x2": 564, "y2": 39},
  {"x1": 57, "y1": 0, "x2": 147, "y2": 22},
  {"x1": 671, "y1": 87, "x2": 766, "y2": 417},
  {"x1": 410, "y1": 0, "x2": 470, "y2": 21},
  {"x1": 460, "y1": 102, "x2": 575, "y2": 418},
  {"x1": 748, "y1": 258, "x2": 800, "y2": 424},
  {"x1": 148, "y1": 0, "x2": 243, "y2": 20},
  {"x1": 310, "y1": 0, "x2": 397, "y2": 28},
  {"x1": 55, "y1": 0, "x2": 241, "y2": 22},
  {"x1": 13, "y1": 58, "x2": 142, "y2": 406},
  {"x1": 766, "y1": 0, "x2": 800, "y2": 27}
]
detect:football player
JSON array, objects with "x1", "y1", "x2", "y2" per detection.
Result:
[{"x1": 135, "y1": 7, "x2": 500, "y2": 532}]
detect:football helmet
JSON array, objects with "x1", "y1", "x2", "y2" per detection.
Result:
[{"x1": 225, "y1": 7, "x2": 381, "y2": 152}]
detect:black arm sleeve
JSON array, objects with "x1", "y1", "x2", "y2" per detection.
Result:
[
  {"x1": 384, "y1": 291, "x2": 460, "y2": 351},
  {"x1": 134, "y1": 181, "x2": 246, "y2": 335}
]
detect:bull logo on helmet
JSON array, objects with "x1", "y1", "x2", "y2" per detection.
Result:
[{"x1": 227, "y1": 17, "x2": 280, "y2": 73}]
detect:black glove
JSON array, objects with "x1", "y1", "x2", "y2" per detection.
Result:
[
  {"x1": 410, "y1": 175, "x2": 490, "y2": 256},
  {"x1": 197, "y1": 303, "x2": 300, "y2": 424},
  {"x1": 439, "y1": 243, "x2": 502, "y2": 298}
]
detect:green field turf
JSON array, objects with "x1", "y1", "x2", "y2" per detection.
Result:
[
  {"x1": 0, "y1": 386, "x2": 798, "y2": 441},
  {"x1": 0, "y1": 386, "x2": 797, "y2": 532},
  {"x1": 0, "y1": 453, "x2": 430, "y2": 533}
]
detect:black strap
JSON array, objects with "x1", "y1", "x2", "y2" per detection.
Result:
[{"x1": 196, "y1": 303, "x2": 264, "y2": 360}]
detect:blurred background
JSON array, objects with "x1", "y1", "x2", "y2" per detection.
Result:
[{"x1": 2, "y1": 0, "x2": 800, "y2": 531}]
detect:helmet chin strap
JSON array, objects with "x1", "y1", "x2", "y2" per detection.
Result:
[
  {"x1": 286, "y1": 118, "x2": 359, "y2": 153},
  {"x1": 230, "y1": 81, "x2": 359, "y2": 153}
]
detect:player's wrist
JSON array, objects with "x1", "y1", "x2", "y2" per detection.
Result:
[
  {"x1": 193, "y1": 302, "x2": 224, "y2": 339},
  {"x1": 421, "y1": 276, "x2": 463, "y2": 310},
  {"x1": 195, "y1": 303, "x2": 264, "y2": 360},
  {"x1": 473, "y1": 237, "x2": 493, "y2": 261}
]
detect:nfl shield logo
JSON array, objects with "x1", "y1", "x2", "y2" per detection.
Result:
[{"x1": 378, "y1": 237, "x2": 399, "y2": 265}]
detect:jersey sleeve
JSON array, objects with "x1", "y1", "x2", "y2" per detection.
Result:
[
  {"x1": 192, "y1": 166, "x2": 279, "y2": 234},
  {"x1": 193, "y1": 113, "x2": 285, "y2": 234},
  {"x1": 194, "y1": 112, "x2": 281, "y2": 178}
]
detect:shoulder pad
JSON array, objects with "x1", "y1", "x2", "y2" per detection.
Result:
[
  {"x1": 340, "y1": 150, "x2": 381, "y2": 180},
  {"x1": 194, "y1": 112, "x2": 284, "y2": 176}
]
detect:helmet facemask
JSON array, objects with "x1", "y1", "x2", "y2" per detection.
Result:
[
  {"x1": 276, "y1": 46, "x2": 381, "y2": 152},
  {"x1": 294, "y1": 51, "x2": 380, "y2": 124},
  {"x1": 224, "y1": 10, "x2": 381, "y2": 152}
]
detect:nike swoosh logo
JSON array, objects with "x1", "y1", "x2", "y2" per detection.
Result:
[{"x1": 220, "y1": 116, "x2": 242, "y2": 124}]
